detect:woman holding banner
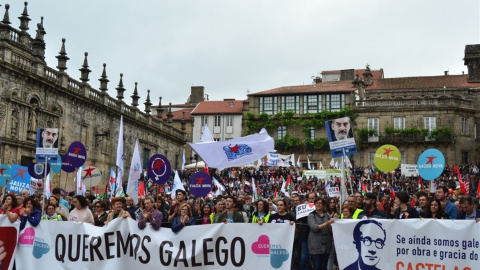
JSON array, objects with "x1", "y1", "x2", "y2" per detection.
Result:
[
  {"x1": 171, "y1": 203, "x2": 196, "y2": 233},
  {"x1": 307, "y1": 197, "x2": 334, "y2": 270},
  {"x1": 20, "y1": 198, "x2": 41, "y2": 230},
  {"x1": 425, "y1": 198, "x2": 449, "y2": 219},
  {"x1": 68, "y1": 195, "x2": 94, "y2": 224},
  {"x1": 252, "y1": 199, "x2": 270, "y2": 224},
  {"x1": 0, "y1": 194, "x2": 20, "y2": 223}
]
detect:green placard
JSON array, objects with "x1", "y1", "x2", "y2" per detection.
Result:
[{"x1": 374, "y1": 144, "x2": 401, "y2": 172}]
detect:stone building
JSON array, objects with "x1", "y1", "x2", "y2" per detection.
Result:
[
  {"x1": 245, "y1": 45, "x2": 480, "y2": 168},
  {"x1": 0, "y1": 3, "x2": 186, "y2": 188}
]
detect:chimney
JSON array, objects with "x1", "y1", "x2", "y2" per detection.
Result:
[
  {"x1": 340, "y1": 69, "x2": 354, "y2": 81},
  {"x1": 444, "y1": 71, "x2": 448, "y2": 76},
  {"x1": 464, "y1": 44, "x2": 480, "y2": 83},
  {"x1": 190, "y1": 86, "x2": 204, "y2": 104}
]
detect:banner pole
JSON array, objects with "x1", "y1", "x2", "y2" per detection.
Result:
[{"x1": 43, "y1": 159, "x2": 48, "y2": 217}]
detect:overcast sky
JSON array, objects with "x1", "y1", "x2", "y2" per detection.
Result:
[{"x1": 6, "y1": 0, "x2": 479, "y2": 106}]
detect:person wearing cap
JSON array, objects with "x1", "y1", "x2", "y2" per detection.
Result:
[
  {"x1": 358, "y1": 193, "x2": 386, "y2": 219},
  {"x1": 168, "y1": 189, "x2": 187, "y2": 222}
]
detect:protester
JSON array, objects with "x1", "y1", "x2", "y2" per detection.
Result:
[
  {"x1": 41, "y1": 204, "x2": 63, "y2": 221},
  {"x1": 0, "y1": 194, "x2": 20, "y2": 223},
  {"x1": 168, "y1": 190, "x2": 187, "y2": 222},
  {"x1": 211, "y1": 198, "x2": 225, "y2": 223},
  {"x1": 341, "y1": 205, "x2": 355, "y2": 219},
  {"x1": 214, "y1": 196, "x2": 244, "y2": 223},
  {"x1": 457, "y1": 195, "x2": 480, "y2": 221},
  {"x1": 138, "y1": 197, "x2": 162, "y2": 230},
  {"x1": 358, "y1": 193, "x2": 386, "y2": 219},
  {"x1": 251, "y1": 199, "x2": 270, "y2": 224},
  {"x1": 393, "y1": 191, "x2": 419, "y2": 219},
  {"x1": 93, "y1": 200, "x2": 108, "y2": 226},
  {"x1": 269, "y1": 199, "x2": 295, "y2": 224},
  {"x1": 48, "y1": 195, "x2": 69, "y2": 220},
  {"x1": 20, "y1": 198, "x2": 41, "y2": 230},
  {"x1": 171, "y1": 203, "x2": 196, "y2": 233},
  {"x1": 198, "y1": 203, "x2": 213, "y2": 224},
  {"x1": 307, "y1": 197, "x2": 334, "y2": 270},
  {"x1": 125, "y1": 196, "x2": 139, "y2": 220},
  {"x1": 435, "y1": 186, "x2": 458, "y2": 219},
  {"x1": 107, "y1": 197, "x2": 131, "y2": 223},
  {"x1": 68, "y1": 195, "x2": 94, "y2": 224},
  {"x1": 424, "y1": 198, "x2": 449, "y2": 219}
]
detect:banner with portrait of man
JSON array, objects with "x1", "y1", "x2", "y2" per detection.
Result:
[
  {"x1": 333, "y1": 219, "x2": 480, "y2": 270},
  {"x1": 325, "y1": 117, "x2": 357, "y2": 158},
  {"x1": 35, "y1": 128, "x2": 60, "y2": 163}
]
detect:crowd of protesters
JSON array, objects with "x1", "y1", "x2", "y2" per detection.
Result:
[{"x1": 1, "y1": 162, "x2": 480, "y2": 270}]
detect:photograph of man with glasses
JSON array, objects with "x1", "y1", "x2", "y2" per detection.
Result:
[{"x1": 344, "y1": 220, "x2": 386, "y2": 270}]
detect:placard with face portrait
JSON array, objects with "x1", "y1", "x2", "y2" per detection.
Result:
[{"x1": 35, "y1": 128, "x2": 60, "y2": 162}]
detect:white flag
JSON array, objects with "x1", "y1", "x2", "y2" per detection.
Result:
[
  {"x1": 171, "y1": 170, "x2": 185, "y2": 199},
  {"x1": 280, "y1": 179, "x2": 290, "y2": 197},
  {"x1": 44, "y1": 173, "x2": 52, "y2": 199},
  {"x1": 181, "y1": 149, "x2": 186, "y2": 171},
  {"x1": 200, "y1": 125, "x2": 214, "y2": 142},
  {"x1": 319, "y1": 161, "x2": 324, "y2": 170},
  {"x1": 188, "y1": 128, "x2": 275, "y2": 170},
  {"x1": 334, "y1": 161, "x2": 339, "y2": 169},
  {"x1": 251, "y1": 177, "x2": 257, "y2": 200},
  {"x1": 330, "y1": 158, "x2": 335, "y2": 168},
  {"x1": 76, "y1": 166, "x2": 84, "y2": 195},
  {"x1": 115, "y1": 116, "x2": 124, "y2": 197},
  {"x1": 127, "y1": 139, "x2": 142, "y2": 204},
  {"x1": 307, "y1": 156, "x2": 312, "y2": 170}
]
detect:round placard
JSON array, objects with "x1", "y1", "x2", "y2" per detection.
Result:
[
  {"x1": 28, "y1": 161, "x2": 51, "y2": 179},
  {"x1": 0, "y1": 164, "x2": 11, "y2": 187},
  {"x1": 417, "y1": 148, "x2": 445, "y2": 181},
  {"x1": 189, "y1": 171, "x2": 213, "y2": 197},
  {"x1": 147, "y1": 154, "x2": 171, "y2": 184},
  {"x1": 373, "y1": 144, "x2": 401, "y2": 172},
  {"x1": 81, "y1": 166, "x2": 102, "y2": 187},
  {"x1": 67, "y1": 141, "x2": 87, "y2": 168},
  {"x1": 61, "y1": 154, "x2": 76, "y2": 173},
  {"x1": 49, "y1": 154, "x2": 62, "y2": 174}
]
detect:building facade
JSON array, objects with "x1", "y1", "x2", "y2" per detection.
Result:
[
  {"x1": 0, "y1": 3, "x2": 186, "y2": 187},
  {"x1": 246, "y1": 45, "x2": 480, "y2": 168}
]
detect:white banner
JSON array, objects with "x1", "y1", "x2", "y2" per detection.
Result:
[
  {"x1": 0, "y1": 216, "x2": 20, "y2": 270},
  {"x1": 295, "y1": 203, "x2": 315, "y2": 220},
  {"x1": 332, "y1": 219, "x2": 480, "y2": 270},
  {"x1": 327, "y1": 187, "x2": 340, "y2": 197},
  {"x1": 15, "y1": 218, "x2": 294, "y2": 269},
  {"x1": 266, "y1": 153, "x2": 294, "y2": 167},
  {"x1": 302, "y1": 170, "x2": 327, "y2": 179},
  {"x1": 401, "y1": 164, "x2": 418, "y2": 177}
]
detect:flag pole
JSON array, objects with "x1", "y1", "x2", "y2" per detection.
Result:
[
  {"x1": 43, "y1": 159, "x2": 48, "y2": 217},
  {"x1": 340, "y1": 149, "x2": 348, "y2": 206}
]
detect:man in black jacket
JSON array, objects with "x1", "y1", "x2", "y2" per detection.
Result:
[
  {"x1": 457, "y1": 195, "x2": 480, "y2": 222},
  {"x1": 358, "y1": 193, "x2": 386, "y2": 219}
]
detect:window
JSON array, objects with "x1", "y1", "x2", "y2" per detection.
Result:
[
  {"x1": 277, "y1": 126, "x2": 287, "y2": 139},
  {"x1": 368, "y1": 118, "x2": 379, "y2": 142},
  {"x1": 304, "y1": 95, "x2": 322, "y2": 113},
  {"x1": 259, "y1": 96, "x2": 277, "y2": 115},
  {"x1": 201, "y1": 116, "x2": 207, "y2": 127},
  {"x1": 461, "y1": 117, "x2": 469, "y2": 135},
  {"x1": 213, "y1": 138, "x2": 220, "y2": 142},
  {"x1": 281, "y1": 96, "x2": 299, "y2": 113},
  {"x1": 309, "y1": 127, "x2": 315, "y2": 140},
  {"x1": 143, "y1": 148, "x2": 150, "y2": 170},
  {"x1": 462, "y1": 151, "x2": 468, "y2": 164},
  {"x1": 226, "y1": 115, "x2": 233, "y2": 127},
  {"x1": 424, "y1": 117, "x2": 436, "y2": 141},
  {"x1": 214, "y1": 116, "x2": 221, "y2": 127},
  {"x1": 326, "y1": 94, "x2": 345, "y2": 112},
  {"x1": 369, "y1": 152, "x2": 375, "y2": 166},
  {"x1": 394, "y1": 117, "x2": 405, "y2": 130}
]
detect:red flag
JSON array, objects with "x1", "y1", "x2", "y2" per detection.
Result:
[
  {"x1": 204, "y1": 163, "x2": 209, "y2": 173},
  {"x1": 477, "y1": 179, "x2": 480, "y2": 198},
  {"x1": 274, "y1": 188, "x2": 277, "y2": 198},
  {"x1": 286, "y1": 175, "x2": 291, "y2": 191},
  {"x1": 362, "y1": 180, "x2": 367, "y2": 193},
  {"x1": 410, "y1": 197, "x2": 416, "y2": 207},
  {"x1": 390, "y1": 187, "x2": 396, "y2": 199},
  {"x1": 138, "y1": 181, "x2": 146, "y2": 197},
  {"x1": 457, "y1": 167, "x2": 467, "y2": 194},
  {"x1": 418, "y1": 176, "x2": 423, "y2": 191}
]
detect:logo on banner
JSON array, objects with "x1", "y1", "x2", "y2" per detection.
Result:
[
  {"x1": 251, "y1": 235, "x2": 290, "y2": 268},
  {"x1": 19, "y1": 227, "x2": 51, "y2": 259},
  {"x1": 224, "y1": 144, "x2": 252, "y2": 161},
  {"x1": 189, "y1": 171, "x2": 212, "y2": 197}
]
